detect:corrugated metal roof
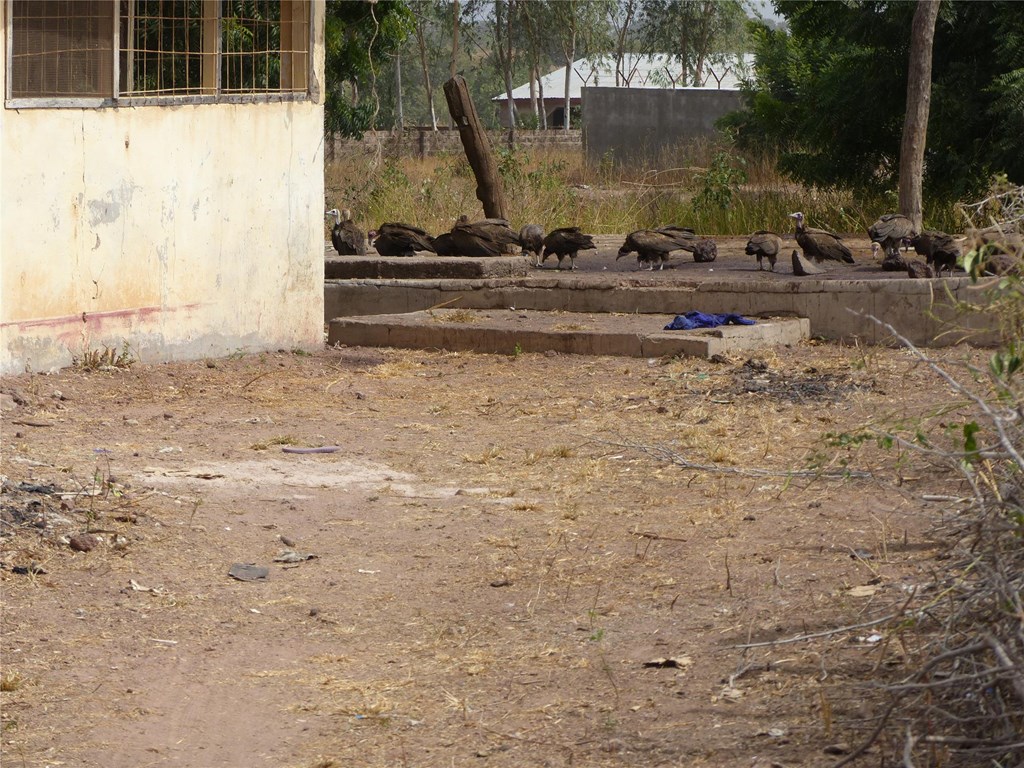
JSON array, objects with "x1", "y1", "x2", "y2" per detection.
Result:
[{"x1": 493, "y1": 53, "x2": 753, "y2": 101}]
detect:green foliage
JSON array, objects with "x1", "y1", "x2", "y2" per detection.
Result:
[
  {"x1": 962, "y1": 421, "x2": 981, "y2": 463},
  {"x1": 690, "y1": 149, "x2": 748, "y2": 214},
  {"x1": 728, "y1": 1, "x2": 1024, "y2": 199},
  {"x1": 324, "y1": 1, "x2": 413, "y2": 138}
]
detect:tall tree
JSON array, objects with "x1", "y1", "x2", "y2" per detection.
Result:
[
  {"x1": 324, "y1": 1, "x2": 413, "y2": 138},
  {"x1": 520, "y1": 0, "x2": 553, "y2": 128},
  {"x1": 610, "y1": 0, "x2": 640, "y2": 85},
  {"x1": 410, "y1": 2, "x2": 440, "y2": 130},
  {"x1": 898, "y1": 0, "x2": 940, "y2": 231},
  {"x1": 550, "y1": 0, "x2": 612, "y2": 131},
  {"x1": 636, "y1": 0, "x2": 747, "y2": 86},
  {"x1": 450, "y1": 0, "x2": 461, "y2": 79},
  {"x1": 493, "y1": 0, "x2": 519, "y2": 144},
  {"x1": 726, "y1": 1, "x2": 1024, "y2": 200}
]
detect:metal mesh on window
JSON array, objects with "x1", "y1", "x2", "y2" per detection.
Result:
[
  {"x1": 8, "y1": 1, "x2": 310, "y2": 102},
  {"x1": 10, "y1": 0, "x2": 114, "y2": 98},
  {"x1": 221, "y1": 0, "x2": 308, "y2": 94},
  {"x1": 120, "y1": 0, "x2": 211, "y2": 96}
]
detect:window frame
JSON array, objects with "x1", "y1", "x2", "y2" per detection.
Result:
[{"x1": 4, "y1": 0, "x2": 314, "y2": 109}]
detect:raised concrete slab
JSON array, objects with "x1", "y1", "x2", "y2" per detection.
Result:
[
  {"x1": 323, "y1": 235, "x2": 1002, "y2": 346},
  {"x1": 325, "y1": 254, "x2": 531, "y2": 280},
  {"x1": 328, "y1": 309, "x2": 810, "y2": 359},
  {"x1": 325, "y1": 274, "x2": 997, "y2": 346}
]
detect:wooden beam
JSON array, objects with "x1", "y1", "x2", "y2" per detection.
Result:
[{"x1": 442, "y1": 75, "x2": 507, "y2": 220}]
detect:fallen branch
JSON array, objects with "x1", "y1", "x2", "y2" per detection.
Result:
[
  {"x1": 601, "y1": 439, "x2": 872, "y2": 480},
  {"x1": 728, "y1": 613, "x2": 901, "y2": 650}
]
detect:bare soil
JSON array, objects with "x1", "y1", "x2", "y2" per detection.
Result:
[{"x1": 1, "y1": 340, "x2": 977, "y2": 767}]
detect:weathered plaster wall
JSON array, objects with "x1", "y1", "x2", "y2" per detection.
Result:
[{"x1": 0, "y1": 13, "x2": 325, "y2": 374}]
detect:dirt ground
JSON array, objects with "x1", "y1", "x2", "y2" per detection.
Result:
[{"x1": 1, "y1": 339, "x2": 979, "y2": 767}]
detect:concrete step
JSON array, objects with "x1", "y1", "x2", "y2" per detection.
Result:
[
  {"x1": 325, "y1": 254, "x2": 531, "y2": 280},
  {"x1": 327, "y1": 309, "x2": 810, "y2": 359}
]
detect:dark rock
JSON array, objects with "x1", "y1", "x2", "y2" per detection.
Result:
[
  {"x1": 906, "y1": 259, "x2": 935, "y2": 279},
  {"x1": 791, "y1": 250, "x2": 824, "y2": 276},
  {"x1": 69, "y1": 533, "x2": 99, "y2": 552},
  {"x1": 881, "y1": 253, "x2": 908, "y2": 271},
  {"x1": 823, "y1": 742, "x2": 851, "y2": 755}
]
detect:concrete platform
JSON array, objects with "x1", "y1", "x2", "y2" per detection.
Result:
[
  {"x1": 325, "y1": 254, "x2": 531, "y2": 280},
  {"x1": 328, "y1": 309, "x2": 810, "y2": 359},
  {"x1": 323, "y1": 235, "x2": 1002, "y2": 346}
]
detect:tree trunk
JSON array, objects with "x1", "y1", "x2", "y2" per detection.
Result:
[
  {"x1": 415, "y1": 20, "x2": 437, "y2": 131},
  {"x1": 898, "y1": 0, "x2": 940, "y2": 232},
  {"x1": 529, "y1": 63, "x2": 538, "y2": 125},
  {"x1": 449, "y1": 0, "x2": 460, "y2": 129},
  {"x1": 503, "y1": 0, "x2": 517, "y2": 148},
  {"x1": 443, "y1": 75, "x2": 508, "y2": 219},
  {"x1": 394, "y1": 54, "x2": 403, "y2": 130},
  {"x1": 538, "y1": 69, "x2": 546, "y2": 129},
  {"x1": 450, "y1": 0, "x2": 460, "y2": 78}
]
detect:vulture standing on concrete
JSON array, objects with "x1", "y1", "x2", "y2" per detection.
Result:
[
  {"x1": 519, "y1": 224, "x2": 545, "y2": 266},
  {"x1": 540, "y1": 227, "x2": 597, "y2": 270},
  {"x1": 326, "y1": 208, "x2": 367, "y2": 256},
  {"x1": 868, "y1": 213, "x2": 916, "y2": 259},
  {"x1": 744, "y1": 230, "x2": 783, "y2": 271},
  {"x1": 369, "y1": 222, "x2": 437, "y2": 257},
  {"x1": 789, "y1": 212, "x2": 854, "y2": 264},
  {"x1": 616, "y1": 229, "x2": 689, "y2": 270},
  {"x1": 910, "y1": 230, "x2": 961, "y2": 275},
  {"x1": 446, "y1": 215, "x2": 521, "y2": 257}
]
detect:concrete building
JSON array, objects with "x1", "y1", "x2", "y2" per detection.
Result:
[
  {"x1": 1, "y1": 1, "x2": 325, "y2": 375},
  {"x1": 492, "y1": 53, "x2": 751, "y2": 129}
]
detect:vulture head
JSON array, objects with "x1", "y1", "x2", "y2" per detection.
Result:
[
  {"x1": 871, "y1": 242, "x2": 881, "y2": 259},
  {"x1": 325, "y1": 208, "x2": 342, "y2": 225},
  {"x1": 367, "y1": 229, "x2": 378, "y2": 243},
  {"x1": 788, "y1": 211, "x2": 805, "y2": 227}
]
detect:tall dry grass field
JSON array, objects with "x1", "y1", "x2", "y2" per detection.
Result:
[{"x1": 324, "y1": 136, "x2": 960, "y2": 239}]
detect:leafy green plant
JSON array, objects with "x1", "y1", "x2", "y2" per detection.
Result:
[
  {"x1": 73, "y1": 343, "x2": 135, "y2": 372},
  {"x1": 691, "y1": 148, "x2": 748, "y2": 214}
]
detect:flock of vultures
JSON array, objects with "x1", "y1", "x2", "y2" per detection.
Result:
[{"x1": 325, "y1": 208, "x2": 1023, "y2": 278}]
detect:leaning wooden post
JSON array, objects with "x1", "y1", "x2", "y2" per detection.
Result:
[{"x1": 443, "y1": 75, "x2": 508, "y2": 220}]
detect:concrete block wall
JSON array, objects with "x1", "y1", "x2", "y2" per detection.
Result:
[
  {"x1": 583, "y1": 87, "x2": 744, "y2": 166},
  {"x1": 327, "y1": 128, "x2": 582, "y2": 160}
]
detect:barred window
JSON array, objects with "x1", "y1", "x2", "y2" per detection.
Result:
[
  {"x1": 7, "y1": 0, "x2": 311, "y2": 106},
  {"x1": 10, "y1": 1, "x2": 114, "y2": 99}
]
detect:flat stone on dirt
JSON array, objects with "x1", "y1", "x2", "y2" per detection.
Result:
[{"x1": 328, "y1": 308, "x2": 809, "y2": 359}]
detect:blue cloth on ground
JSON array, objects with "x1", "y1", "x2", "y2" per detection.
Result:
[{"x1": 664, "y1": 311, "x2": 756, "y2": 331}]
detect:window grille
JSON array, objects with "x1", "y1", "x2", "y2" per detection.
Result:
[
  {"x1": 10, "y1": 0, "x2": 114, "y2": 98},
  {"x1": 7, "y1": 0, "x2": 311, "y2": 105},
  {"x1": 120, "y1": 0, "x2": 209, "y2": 96}
]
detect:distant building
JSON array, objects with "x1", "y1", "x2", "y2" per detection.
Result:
[{"x1": 493, "y1": 53, "x2": 753, "y2": 128}]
